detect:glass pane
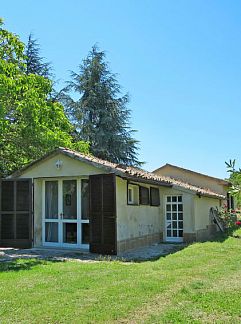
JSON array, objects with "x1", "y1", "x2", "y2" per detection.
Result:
[
  {"x1": 166, "y1": 213, "x2": 171, "y2": 220},
  {"x1": 172, "y1": 221, "x2": 177, "y2": 228},
  {"x1": 2, "y1": 182, "x2": 14, "y2": 211},
  {"x1": 45, "y1": 181, "x2": 58, "y2": 219},
  {"x1": 167, "y1": 196, "x2": 171, "y2": 202},
  {"x1": 172, "y1": 204, "x2": 177, "y2": 212},
  {"x1": 63, "y1": 223, "x2": 77, "y2": 244},
  {"x1": 128, "y1": 188, "x2": 132, "y2": 202},
  {"x1": 45, "y1": 222, "x2": 58, "y2": 242},
  {"x1": 178, "y1": 204, "x2": 183, "y2": 211},
  {"x1": 172, "y1": 196, "x2": 177, "y2": 202},
  {"x1": 179, "y1": 213, "x2": 183, "y2": 220},
  {"x1": 81, "y1": 180, "x2": 89, "y2": 219},
  {"x1": 178, "y1": 221, "x2": 183, "y2": 228},
  {"x1": 63, "y1": 180, "x2": 77, "y2": 219},
  {"x1": 173, "y1": 230, "x2": 177, "y2": 237},
  {"x1": 172, "y1": 213, "x2": 177, "y2": 220},
  {"x1": 167, "y1": 230, "x2": 171, "y2": 236},
  {"x1": 16, "y1": 181, "x2": 30, "y2": 211},
  {"x1": 179, "y1": 230, "x2": 183, "y2": 237},
  {"x1": 82, "y1": 223, "x2": 90, "y2": 244},
  {"x1": 167, "y1": 223, "x2": 171, "y2": 228},
  {"x1": 166, "y1": 204, "x2": 171, "y2": 211},
  {"x1": 178, "y1": 196, "x2": 182, "y2": 202}
]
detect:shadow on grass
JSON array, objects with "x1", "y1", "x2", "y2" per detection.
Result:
[
  {"x1": 125, "y1": 230, "x2": 240, "y2": 263},
  {"x1": 0, "y1": 258, "x2": 63, "y2": 273}
]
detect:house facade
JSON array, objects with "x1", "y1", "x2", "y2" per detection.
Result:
[
  {"x1": 0, "y1": 148, "x2": 226, "y2": 254},
  {"x1": 153, "y1": 163, "x2": 232, "y2": 208}
]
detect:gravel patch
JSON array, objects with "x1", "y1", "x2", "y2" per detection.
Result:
[
  {"x1": 0, "y1": 243, "x2": 186, "y2": 263},
  {"x1": 118, "y1": 243, "x2": 186, "y2": 261}
]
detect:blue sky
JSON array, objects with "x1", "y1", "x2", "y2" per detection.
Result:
[{"x1": 2, "y1": 1, "x2": 241, "y2": 178}]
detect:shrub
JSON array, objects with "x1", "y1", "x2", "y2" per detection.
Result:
[{"x1": 219, "y1": 205, "x2": 241, "y2": 232}]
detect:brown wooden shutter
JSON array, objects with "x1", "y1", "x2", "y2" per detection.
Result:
[
  {"x1": 150, "y1": 187, "x2": 160, "y2": 206},
  {"x1": 0, "y1": 179, "x2": 32, "y2": 248},
  {"x1": 139, "y1": 186, "x2": 150, "y2": 205},
  {"x1": 89, "y1": 174, "x2": 116, "y2": 255}
]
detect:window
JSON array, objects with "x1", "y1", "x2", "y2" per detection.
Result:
[
  {"x1": 150, "y1": 187, "x2": 160, "y2": 206},
  {"x1": 139, "y1": 186, "x2": 149, "y2": 205},
  {"x1": 128, "y1": 187, "x2": 134, "y2": 204},
  {"x1": 81, "y1": 179, "x2": 89, "y2": 219},
  {"x1": 81, "y1": 179, "x2": 89, "y2": 244},
  {"x1": 227, "y1": 193, "x2": 234, "y2": 210},
  {"x1": 63, "y1": 180, "x2": 77, "y2": 219},
  {"x1": 127, "y1": 183, "x2": 139, "y2": 205}
]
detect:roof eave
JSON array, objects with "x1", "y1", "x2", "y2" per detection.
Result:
[
  {"x1": 116, "y1": 174, "x2": 172, "y2": 187},
  {"x1": 172, "y1": 184, "x2": 225, "y2": 200},
  {"x1": 197, "y1": 192, "x2": 226, "y2": 200}
]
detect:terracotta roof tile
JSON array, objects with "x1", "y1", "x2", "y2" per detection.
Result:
[
  {"x1": 61, "y1": 148, "x2": 226, "y2": 199},
  {"x1": 9, "y1": 147, "x2": 226, "y2": 200}
]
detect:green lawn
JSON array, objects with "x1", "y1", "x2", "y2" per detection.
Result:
[{"x1": 0, "y1": 230, "x2": 240, "y2": 324}]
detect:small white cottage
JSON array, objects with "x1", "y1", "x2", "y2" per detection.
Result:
[{"x1": 0, "y1": 148, "x2": 226, "y2": 254}]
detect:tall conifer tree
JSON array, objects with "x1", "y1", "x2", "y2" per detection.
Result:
[
  {"x1": 63, "y1": 46, "x2": 141, "y2": 166},
  {"x1": 25, "y1": 33, "x2": 51, "y2": 78}
]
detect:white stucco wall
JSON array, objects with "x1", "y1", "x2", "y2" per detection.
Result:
[
  {"x1": 116, "y1": 177, "x2": 162, "y2": 242},
  {"x1": 116, "y1": 178, "x2": 197, "y2": 243},
  {"x1": 17, "y1": 153, "x2": 107, "y2": 179},
  {"x1": 194, "y1": 196, "x2": 220, "y2": 231}
]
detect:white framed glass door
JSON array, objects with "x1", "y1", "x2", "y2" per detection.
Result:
[
  {"x1": 165, "y1": 195, "x2": 183, "y2": 242},
  {"x1": 43, "y1": 180, "x2": 59, "y2": 247},
  {"x1": 42, "y1": 179, "x2": 89, "y2": 248},
  {"x1": 61, "y1": 179, "x2": 79, "y2": 248}
]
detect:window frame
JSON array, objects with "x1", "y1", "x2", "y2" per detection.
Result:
[
  {"x1": 227, "y1": 193, "x2": 234, "y2": 210},
  {"x1": 128, "y1": 186, "x2": 134, "y2": 204},
  {"x1": 165, "y1": 195, "x2": 183, "y2": 241},
  {"x1": 127, "y1": 183, "x2": 139, "y2": 206}
]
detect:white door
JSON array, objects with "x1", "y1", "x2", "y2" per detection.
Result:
[
  {"x1": 42, "y1": 179, "x2": 89, "y2": 249},
  {"x1": 165, "y1": 195, "x2": 183, "y2": 242}
]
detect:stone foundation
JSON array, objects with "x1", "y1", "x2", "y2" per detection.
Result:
[
  {"x1": 183, "y1": 225, "x2": 219, "y2": 243},
  {"x1": 196, "y1": 224, "x2": 218, "y2": 241},
  {"x1": 117, "y1": 232, "x2": 162, "y2": 253},
  {"x1": 183, "y1": 232, "x2": 196, "y2": 243}
]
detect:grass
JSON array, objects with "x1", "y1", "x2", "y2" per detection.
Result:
[{"x1": 0, "y1": 230, "x2": 240, "y2": 324}]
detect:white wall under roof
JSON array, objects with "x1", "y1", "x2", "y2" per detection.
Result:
[
  {"x1": 154, "y1": 165, "x2": 228, "y2": 196},
  {"x1": 17, "y1": 153, "x2": 106, "y2": 179}
]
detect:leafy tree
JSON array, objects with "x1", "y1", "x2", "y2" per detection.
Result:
[
  {"x1": 63, "y1": 45, "x2": 140, "y2": 166},
  {"x1": 25, "y1": 33, "x2": 51, "y2": 78},
  {"x1": 226, "y1": 159, "x2": 241, "y2": 206},
  {"x1": 0, "y1": 19, "x2": 88, "y2": 176}
]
